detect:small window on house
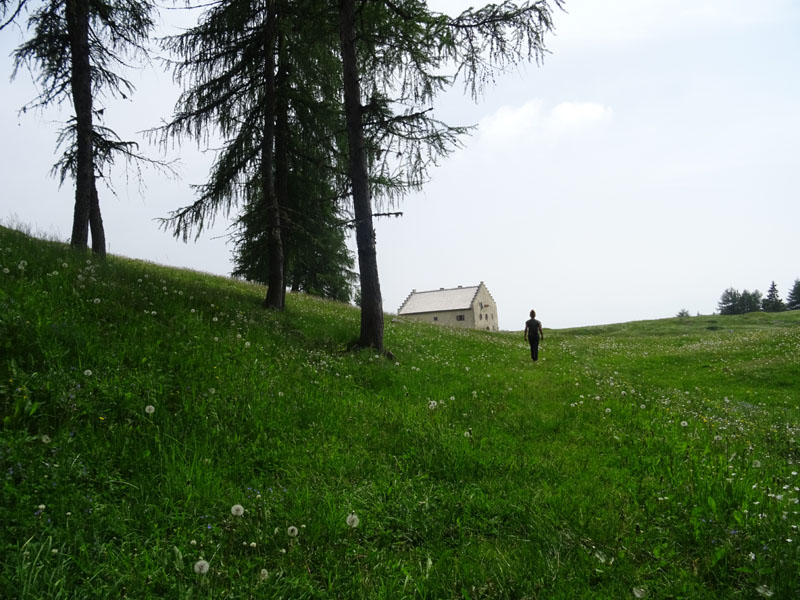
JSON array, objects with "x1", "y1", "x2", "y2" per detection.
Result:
[
  {"x1": 433, "y1": 316, "x2": 438, "y2": 321},
  {"x1": 456, "y1": 315, "x2": 465, "y2": 321},
  {"x1": 479, "y1": 314, "x2": 483, "y2": 320}
]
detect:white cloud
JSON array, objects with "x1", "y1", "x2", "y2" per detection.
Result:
[
  {"x1": 547, "y1": 101, "x2": 613, "y2": 130},
  {"x1": 478, "y1": 100, "x2": 543, "y2": 140},
  {"x1": 476, "y1": 100, "x2": 612, "y2": 144}
]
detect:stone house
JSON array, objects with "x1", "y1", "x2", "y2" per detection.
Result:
[{"x1": 397, "y1": 282, "x2": 499, "y2": 331}]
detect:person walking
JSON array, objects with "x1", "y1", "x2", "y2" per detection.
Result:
[{"x1": 524, "y1": 309, "x2": 544, "y2": 362}]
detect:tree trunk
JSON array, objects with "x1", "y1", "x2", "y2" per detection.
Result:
[
  {"x1": 339, "y1": 0, "x2": 384, "y2": 351},
  {"x1": 274, "y1": 37, "x2": 290, "y2": 309},
  {"x1": 65, "y1": 0, "x2": 94, "y2": 252},
  {"x1": 89, "y1": 180, "x2": 106, "y2": 257},
  {"x1": 261, "y1": 2, "x2": 284, "y2": 310}
]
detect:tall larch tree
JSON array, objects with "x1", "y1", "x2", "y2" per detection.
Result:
[
  {"x1": 159, "y1": 0, "x2": 339, "y2": 310},
  {"x1": 6, "y1": 0, "x2": 156, "y2": 256},
  {"x1": 336, "y1": 0, "x2": 563, "y2": 351}
]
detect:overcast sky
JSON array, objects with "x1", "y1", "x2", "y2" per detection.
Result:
[{"x1": 1, "y1": 0, "x2": 798, "y2": 330}]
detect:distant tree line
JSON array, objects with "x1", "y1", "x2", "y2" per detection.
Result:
[
  {"x1": 718, "y1": 279, "x2": 800, "y2": 315},
  {"x1": 2, "y1": 0, "x2": 564, "y2": 351}
]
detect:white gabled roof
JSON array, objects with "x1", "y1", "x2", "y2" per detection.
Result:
[{"x1": 398, "y1": 285, "x2": 480, "y2": 315}]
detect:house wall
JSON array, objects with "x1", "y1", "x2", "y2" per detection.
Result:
[
  {"x1": 471, "y1": 283, "x2": 499, "y2": 331},
  {"x1": 405, "y1": 309, "x2": 475, "y2": 328}
]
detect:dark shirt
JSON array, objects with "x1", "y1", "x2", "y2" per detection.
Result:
[{"x1": 525, "y1": 318, "x2": 542, "y2": 340}]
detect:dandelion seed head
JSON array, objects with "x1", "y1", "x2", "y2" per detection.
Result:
[
  {"x1": 83, "y1": 369, "x2": 92, "y2": 377},
  {"x1": 681, "y1": 421, "x2": 688, "y2": 427},
  {"x1": 287, "y1": 526, "x2": 298, "y2": 537},
  {"x1": 93, "y1": 298, "x2": 101, "y2": 304},
  {"x1": 193, "y1": 559, "x2": 210, "y2": 575},
  {"x1": 41, "y1": 435, "x2": 51, "y2": 444},
  {"x1": 346, "y1": 513, "x2": 359, "y2": 528},
  {"x1": 231, "y1": 504, "x2": 244, "y2": 516},
  {"x1": 260, "y1": 568, "x2": 269, "y2": 580},
  {"x1": 145, "y1": 405, "x2": 155, "y2": 414},
  {"x1": 632, "y1": 586, "x2": 648, "y2": 598},
  {"x1": 755, "y1": 584, "x2": 774, "y2": 597},
  {"x1": 428, "y1": 400, "x2": 437, "y2": 410},
  {"x1": 753, "y1": 460, "x2": 762, "y2": 468}
]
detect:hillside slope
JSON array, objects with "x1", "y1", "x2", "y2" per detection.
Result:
[{"x1": 1, "y1": 225, "x2": 799, "y2": 599}]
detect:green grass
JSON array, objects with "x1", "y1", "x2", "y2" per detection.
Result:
[{"x1": 1, "y1": 224, "x2": 799, "y2": 599}]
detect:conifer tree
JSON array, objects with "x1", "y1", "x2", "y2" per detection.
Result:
[
  {"x1": 740, "y1": 289, "x2": 762, "y2": 314},
  {"x1": 786, "y1": 279, "x2": 800, "y2": 311},
  {"x1": 158, "y1": 0, "x2": 350, "y2": 310},
  {"x1": 761, "y1": 281, "x2": 785, "y2": 312},
  {"x1": 337, "y1": 0, "x2": 562, "y2": 350},
  {"x1": 718, "y1": 288, "x2": 742, "y2": 315},
  {"x1": 6, "y1": 0, "x2": 156, "y2": 256}
]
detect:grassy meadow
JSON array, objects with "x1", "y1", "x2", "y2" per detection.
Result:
[{"x1": 1, "y1": 224, "x2": 799, "y2": 599}]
